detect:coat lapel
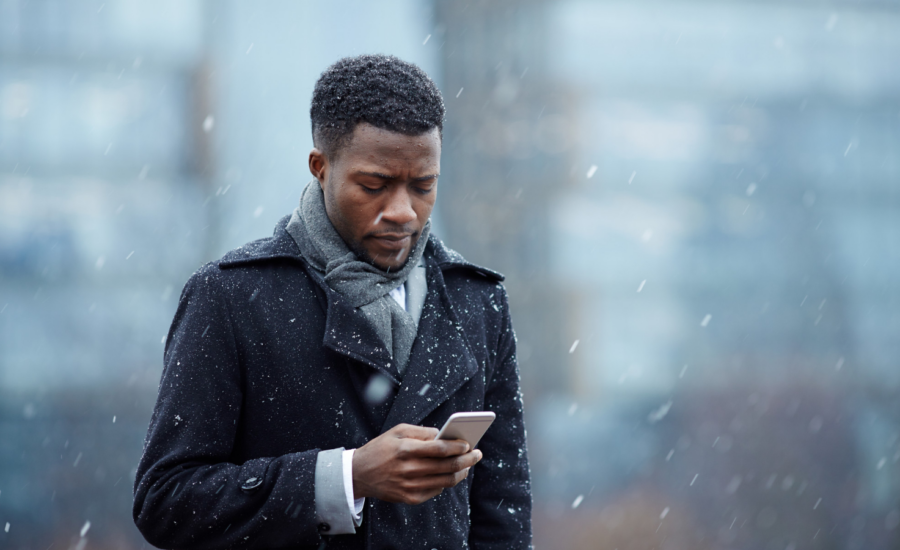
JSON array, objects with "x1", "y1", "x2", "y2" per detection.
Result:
[
  {"x1": 219, "y1": 217, "x2": 402, "y2": 384},
  {"x1": 313, "y1": 269, "x2": 402, "y2": 384},
  {"x1": 381, "y1": 256, "x2": 480, "y2": 431}
]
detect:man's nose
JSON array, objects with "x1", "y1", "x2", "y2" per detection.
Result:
[{"x1": 381, "y1": 187, "x2": 417, "y2": 226}]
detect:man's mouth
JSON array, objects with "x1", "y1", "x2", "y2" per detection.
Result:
[{"x1": 369, "y1": 233, "x2": 413, "y2": 250}]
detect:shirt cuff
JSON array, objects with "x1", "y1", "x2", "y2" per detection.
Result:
[
  {"x1": 314, "y1": 448, "x2": 360, "y2": 534},
  {"x1": 343, "y1": 449, "x2": 365, "y2": 522}
]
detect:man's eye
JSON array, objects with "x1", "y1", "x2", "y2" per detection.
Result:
[
  {"x1": 362, "y1": 186, "x2": 383, "y2": 194},
  {"x1": 415, "y1": 186, "x2": 434, "y2": 195}
]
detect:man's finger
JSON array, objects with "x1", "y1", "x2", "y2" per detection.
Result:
[
  {"x1": 399, "y1": 450, "x2": 482, "y2": 478},
  {"x1": 402, "y1": 487, "x2": 444, "y2": 506},
  {"x1": 401, "y1": 439, "x2": 470, "y2": 458},
  {"x1": 421, "y1": 450, "x2": 482, "y2": 475},
  {"x1": 405, "y1": 469, "x2": 472, "y2": 492},
  {"x1": 391, "y1": 423, "x2": 440, "y2": 441}
]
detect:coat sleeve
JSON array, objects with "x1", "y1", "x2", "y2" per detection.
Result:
[
  {"x1": 468, "y1": 284, "x2": 533, "y2": 549},
  {"x1": 133, "y1": 265, "x2": 323, "y2": 549}
]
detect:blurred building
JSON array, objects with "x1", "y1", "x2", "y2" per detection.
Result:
[
  {"x1": 1, "y1": 0, "x2": 899, "y2": 548},
  {"x1": 434, "y1": 2, "x2": 900, "y2": 549}
]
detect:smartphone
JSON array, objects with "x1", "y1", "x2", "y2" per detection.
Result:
[{"x1": 434, "y1": 411, "x2": 496, "y2": 449}]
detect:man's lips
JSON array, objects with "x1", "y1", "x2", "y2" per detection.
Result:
[{"x1": 369, "y1": 233, "x2": 413, "y2": 250}]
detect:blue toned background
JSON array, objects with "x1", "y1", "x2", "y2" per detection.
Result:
[{"x1": 1, "y1": 1, "x2": 898, "y2": 548}]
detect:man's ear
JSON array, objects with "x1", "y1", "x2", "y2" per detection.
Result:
[{"x1": 309, "y1": 148, "x2": 328, "y2": 188}]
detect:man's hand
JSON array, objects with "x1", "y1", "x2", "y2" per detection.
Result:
[{"x1": 352, "y1": 423, "x2": 482, "y2": 505}]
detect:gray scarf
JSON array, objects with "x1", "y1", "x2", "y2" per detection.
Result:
[{"x1": 285, "y1": 180, "x2": 430, "y2": 376}]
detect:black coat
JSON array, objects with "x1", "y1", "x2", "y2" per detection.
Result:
[{"x1": 133, "y1": 216, "x2": 532, "y2": 549}]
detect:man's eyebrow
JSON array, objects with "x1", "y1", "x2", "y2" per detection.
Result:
[{"x1": 355, "y1": 171, "x2": 440, "y2": 181}]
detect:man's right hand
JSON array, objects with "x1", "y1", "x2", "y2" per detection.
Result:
[{"x1": 351, "y1": 423, "x2": 483, "y2": 505}]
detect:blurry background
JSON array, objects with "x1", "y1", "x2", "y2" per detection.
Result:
[{"x1": 1, "y1": 0, "x2": 898, "y2": 548}]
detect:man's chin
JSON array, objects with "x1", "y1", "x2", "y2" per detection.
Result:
[
  {"x1": 369, "y1": 254, "x2": 411, "y2": 272},
  {"x1": 354, "y1": 245, "x2": 413, "y2": 272}
]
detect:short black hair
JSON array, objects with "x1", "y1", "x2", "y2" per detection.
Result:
[{"x1": 310, "y1": 54, "x2": 445, "y2": 158}]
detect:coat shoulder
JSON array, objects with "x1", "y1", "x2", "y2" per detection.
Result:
[
  {"x1": 180, "y1": 220, "x2": 311, "y2": 300},
  {"x1": 216, "y1": 215, "x2": 301, "y2": 269},
  {"x1": 427, "y1": 235, "x2": 511, "y2": 322},
  {"x1": 426, "y1": 234, "x2": 505, "y2": 284},
  {"x1": 217, "y1": 236, "x2": 282, "y2": 266}
]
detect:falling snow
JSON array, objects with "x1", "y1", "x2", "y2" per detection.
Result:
[
  {"x1": 647, "y1": 400, "x2": 673, "y2": 423},
  {"x1": 3, "y1": 7, "x2": 897, "y2": 550}
]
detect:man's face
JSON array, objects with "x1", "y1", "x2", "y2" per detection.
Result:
[{"x1": 309, "y1": 122, "x2": 441, "y2": 271}]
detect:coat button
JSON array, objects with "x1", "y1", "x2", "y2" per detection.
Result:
[
  {"x1": 241, "y1": 477, "x2": 263, "y2": 492},
  {"x1": 318, "y1": 522, "x2": 331, "y2": 533}
]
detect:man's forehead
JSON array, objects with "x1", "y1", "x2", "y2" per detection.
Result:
[
  {"x1": 344, "y1": 123, "x2": 440, "y2": 151},
  {"x1": 337, "y1": 124, "x2": 441, "y2": 171},
  {"x1": 353, "y1": 169, "x2": 439, "y2": 181}
]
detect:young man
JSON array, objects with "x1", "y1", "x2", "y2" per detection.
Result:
[{"x1": 133, "y1": 55, "x2": 532, "y2": 549}]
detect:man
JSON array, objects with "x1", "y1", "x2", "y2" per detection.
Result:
[{"x1": 133, "y1": 54, "x2": 532, "y2": 549}]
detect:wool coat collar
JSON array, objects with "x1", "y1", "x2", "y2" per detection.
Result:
[{"x1": 217, "y1": 215, "x2": 504, "y2": 432}]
